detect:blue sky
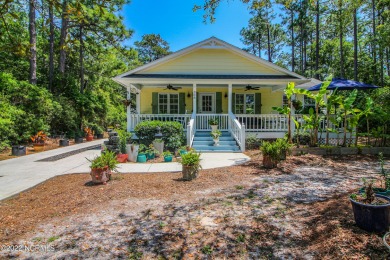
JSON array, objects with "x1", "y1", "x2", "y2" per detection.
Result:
[{"x1": 120, "y1": 0, "x2": 252, "y2": 51}]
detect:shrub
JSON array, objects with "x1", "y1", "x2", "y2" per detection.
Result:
[
  {"x1": 274, "y1": 138, "x2": 293, "y2": 157},
  {"x1": 260, "y1": 141, "x2": 281, "y2": 161},
  {"x1": 117, "y1": 129, "x2": 132, "y2": 154},
  {"x1": 292, "y1": 132, "x2": 311, "y2": 146},
  {"x1": 88, "y1": 151, "x2": 119, "y2": 171},
  {"x1": 134, "y1": 120, "x2": 184, "y2": 150},
  {"x1": 246, "y1": 135, "x2": 262, "y2": 150}
]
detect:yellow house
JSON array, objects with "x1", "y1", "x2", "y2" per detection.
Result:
[{"x1": 113, "y1": 37, "x2": 312, "y2": 152}]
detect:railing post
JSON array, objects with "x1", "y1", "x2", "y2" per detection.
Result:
[
  {"x1": 187, "y1": 122, "x2": 191, "y2": 147},
  {"x1": 241, "y1": 123, "x2": 246, "y2": 152}
]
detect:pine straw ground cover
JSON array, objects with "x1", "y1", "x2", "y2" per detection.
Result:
[{"x1": 0, "y1": 153, "x2": 389, "y2": 259}]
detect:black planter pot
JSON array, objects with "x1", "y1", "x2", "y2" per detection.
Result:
[
  {"x1": 75, "y1": 137, "x2": 84, "y2": 144},
  {"x1": 96, "y1": 133, "x2": 104, "y2": 139},
  {"x1": 59, "y1": 139, "x2": 69, "y2": 147},
  {"x1": 350, "y1": 194, "x2": 390, "y2": 233},
  {"x1": 11, "y1": 145, "x2": 26, "y2": 156}
]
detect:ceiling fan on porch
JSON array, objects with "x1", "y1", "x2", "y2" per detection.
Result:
[
  {"x1": 162, "y1": 84, "x2": 182, "y2": 91},
  {"x1": 244, "y1": 85, "x2": 260, "y2": 91}
]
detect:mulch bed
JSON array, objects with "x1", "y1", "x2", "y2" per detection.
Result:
[{"x1": 0, "y1": 152, "x2": 389, "y2": 259}]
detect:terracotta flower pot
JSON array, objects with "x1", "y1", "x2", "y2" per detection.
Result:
[
  {"x1": 33, "y1": 143, "x2": 45, "y2": 152},
  {"x1": 116, "y1": 154, "x2": 128, "y2": 163},
  {"x1": 90, "y1": 166, "x2": 111, "y2": 184},
  {"x1": 86, "y1": 135, "x2": 94, "y2": 141}
]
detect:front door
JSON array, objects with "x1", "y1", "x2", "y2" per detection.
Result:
[{"x1": 198, "y1": 93, "x2": 215, "y2": 114}]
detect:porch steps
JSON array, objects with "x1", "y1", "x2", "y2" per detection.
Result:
[{"x1": 192, "y1": 131, "x2": 241, "y2": 153}]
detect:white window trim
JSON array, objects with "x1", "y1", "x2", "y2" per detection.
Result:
[
  {"x1": 158, "y1": 93, "x2": 179, "y2": 114},
  {"x1": 235, "y1": 93, "x2": 255, "y2": 114}
]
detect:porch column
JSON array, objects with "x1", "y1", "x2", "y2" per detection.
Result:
[
  {"x1": 228, "y1": 83, "x2": 232, "y2": 114},
  {"x1": 136, "y1": 91, "x2": 140, "y2": 114},
  {"x1": 126, "y1": 86, "x2": 131, "y2": 132},
  {"x1": 192, "y1": 83, "x2": 197, "y2": 114}
]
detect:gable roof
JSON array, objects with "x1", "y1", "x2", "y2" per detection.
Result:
[{"x1": 114, "y1": 37, "x2": 307, "y2": 82}]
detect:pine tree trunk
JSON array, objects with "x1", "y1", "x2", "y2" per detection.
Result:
[
  {"x1": 291, "y1": 10, "x2": 295, "y2": 72},
  {"x1": 267, "y1": 23, "x2": 271, "y2": 62},
  {"x1": 59, "y1": 0, "x2": 68, "y2": 75},
  {"x1": 315, "y1": 0, "x2": 320, "y2": 79},
  {"x1": 29, "y1": 0, "x2": 37, "y2": 85},
  {"x1": 372, "y1": 0, "x2": 377, "y2": 82},
  {"x1": 339, "y1": 1, "x2": 344, "y2": 78},
  {"x1": 48, "y1": 1, "x2": 54, "y2": 92},
  {"x1": 79, "y1": 24, "x2": 84, "y2": 93},
  {"x1": 353, "y1": 8, "x2": 358, "y2": 81},
  {"x1": 386, "y1": 47, "x2": 390, "y2": 77}
]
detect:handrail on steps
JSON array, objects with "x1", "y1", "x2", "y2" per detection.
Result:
[
  {"x1": 228, "y1": 112, "x2": 245, "y2": 152},
  {"x1": 187, "y1": 113, "x2": 196, "y2": 147}
]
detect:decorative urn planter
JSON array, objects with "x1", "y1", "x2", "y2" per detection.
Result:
[
  {"x1": 213, "y1": 138, "x2": 219, "y2": 146},
  {"x1": 153, "y1": 140, "x2": 164, "y2": 155},
  {"x1": 90, "y1": 166, "x2": 111, "y2": 184},
  {"x1": 126, "y1": 144, "x2": 139, "y2": 162},
  {"x1": 211, "y1": 125, "x2": 218, "y2": 131}
]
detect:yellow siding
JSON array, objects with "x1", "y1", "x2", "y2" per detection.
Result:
[
  {"x1": 140, "y1": 49, "x2": 284, "y2": 75},
  {"x1": 140, "y1": 86, "x2": 284, "y2": 114}
]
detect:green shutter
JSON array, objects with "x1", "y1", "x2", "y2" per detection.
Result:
[
  {"x1": 179, "y1": 93, "x2": 185, "y2": 114},
  {"x1": 216, "y1": 92, "x2": 222, "y2": 113},
  {"x1": 152, "y1": 92, "x2": 158, "y2": 114},
  {"x1": 255, "y1": 93, "x2": 261, "y2": 114},
  {"x1": 231, "y1": 93, "x2": 235, "y2": 114}
]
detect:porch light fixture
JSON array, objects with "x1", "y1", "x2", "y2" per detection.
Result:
[
  {"x1": 187, "y1": 92, "x2": 191, "y2": 98},
  {"x1": 131, "y1": 133, "x2": 139, "y2": 143},
  {"x1": 224, "y1": 92, "x2": 228, "y2": 98}
]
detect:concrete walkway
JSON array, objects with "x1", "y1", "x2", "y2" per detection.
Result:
[{"x1": 0, "y1": 140, "x2": 250, "y2": 201}]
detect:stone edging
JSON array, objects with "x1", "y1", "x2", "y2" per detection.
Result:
[{"x1": 291, "y1": 147, "x2": 390, "y2": 156}]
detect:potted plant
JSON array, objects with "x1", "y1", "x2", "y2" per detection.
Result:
[
  {"x1": 126, "y1": 142, "x2": 139, "y2": 162},
  {"x1": 178, "y1": 145, "x2": 189, "y2": 156},
  {"x1": 88, "y1": 151, "x2": 119, "y2": 184},
  {"x1": 260, "y1": 141, "x2": 281, "y2": 169},
  {"x1": 359, "y1": 152, "x2": 390, "y2": 196},
  {"x1": 350, "y1": 180, "x2": 390, "y2": 233},
  {"x1": 11, "y1": 145, "x2": 26, "y2": 156},
  {"x1": 147, "y1": 144, "x2": 158, "y2": 160},
  {"x1": 30, "y1": 131, "x2": 47, "y2": 152},
  {"x1": 153, "y1": 138, "x2": 164, "y2": 155},
  {"x1": 162, "y1": 151, "x2": 173, "y2": 162},
  {"x1": 94, "y1": 125, "x2": 104, "y2": 139},
  {"x1": 275, "y1": 138, "x2": 292, "y2": 160},
  {"x1": 137, "y1": 144, "x2": 147, "y2": 163},
  {"x1": 75, "y1": 130, "x2": 84, "y2": 144},
  {"x1": 84, "y1": 127, "x2": 94, "y2": 141},
  {"x1": 179, "y1": 151, "x2": 202, "y2": 181},
  {"x1": 210, "y1": 130, "x2": 222, "y2": 146},
  {"x1": 59, "y1": 133, "x2": 69, "y2": 147},
  {"x1": 208, "y1": 118, "x2": 219, "y2": 131}
]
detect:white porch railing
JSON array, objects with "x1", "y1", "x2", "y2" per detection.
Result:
[
  {"x1": 187, "y1": 113, "x2": 196, "y2": 147},
  {"x1": 228, "y1": 112, "x2": 245, "y2": 151},
  {"x1": 129, "y1": 114, "x2": 191, "y2": 131},
  {"x1": 235, "y1": 114, "x2": 289, "y2": 132},
  {"x1": 195, "y1": 114, "x2": 229, "y2": 131}
]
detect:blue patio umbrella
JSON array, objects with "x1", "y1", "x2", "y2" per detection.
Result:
[{"x1": 308, "y1": 78, "x2": 379, "y2": 91}]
